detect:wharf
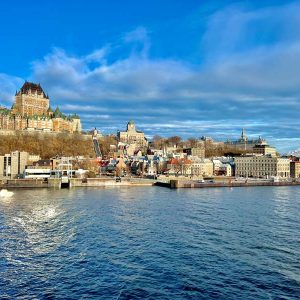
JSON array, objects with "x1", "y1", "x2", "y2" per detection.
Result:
[
  {"x1": 70, "y1": 178, "x2": 155, "y2": 187},
  {"x1": 0, "y1": 177, "x2": 155, "y2": 189},
  {"x1": 161, "y1": 179, "x2": 300, "y2": 189},
  {"x1": 2, "y1": 178, "x2": 300, "y2": 190}
]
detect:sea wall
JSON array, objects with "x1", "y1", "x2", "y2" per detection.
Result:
[
  {"x1": 168, "y1": 180, "x2": 300, "y2": 189},
  {"x1": 70, "y1": 178, "x2": 155, "y2": 187},
  {"x1": 4, "y1": 179, "x2": 48, "y2": 188},
  {"x1": 0, "y1": 177, "x2": 155, "y2": 189}
]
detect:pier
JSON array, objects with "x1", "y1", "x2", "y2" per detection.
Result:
[
  {"x1": 2, "y1": 177, "x2": 300, "y2": 190},
  {"x1": 0, "y1": 177, "x2": 156, "y2": 189},
  {"x1": 164, "y1": 179, "x2": 300, "y2": 189}
]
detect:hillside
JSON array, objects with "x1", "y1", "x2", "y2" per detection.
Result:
[{"x1": 0, "y1": 133, "x2": 94, "y2": 159}]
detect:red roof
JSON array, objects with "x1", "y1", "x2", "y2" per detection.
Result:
[{"x1": 167, "y1": 158, "x2": 192, "y2": 165}]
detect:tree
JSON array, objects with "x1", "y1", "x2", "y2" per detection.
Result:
[
  {"x1": 152, "y1": 135, "x2": 164, "y2": 149},
  {"x1": 187, "y1": 137, "x2": 198, "y2": 148},
  {"x1": 99, "y1": 135, "x2": 118, "y2": 156},
  {"x1": 168, "y1": 136, "x2": 182, "y2": 147},
  {"x1": 0, "y1": 133, "x2": 95, "y2": 159}
]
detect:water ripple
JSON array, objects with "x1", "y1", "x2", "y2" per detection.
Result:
[{"x1": 0, "y1": 186, "x2": 300, "y2": 299}]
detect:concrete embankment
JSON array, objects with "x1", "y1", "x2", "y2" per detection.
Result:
[
  {"x1": 0, "y1": 178, "x2": 155, "y2": 189},
  {"x1": 164, "y1": 180, "x2": 300, "y2": 189},
  {"x1": 2, "y1": 179, "x2": 49, "y2": 188},
  {"x1": 69, "y1": 178, "x2": 155, "y2": 187},
  {"x1": 2, "y1": 178, "x2": 300, "y2": 190}
]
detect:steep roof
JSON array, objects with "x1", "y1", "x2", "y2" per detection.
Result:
[
  {"x1": 18, "y1": 81, "x2": 48, "y2": 98},
  {"x1": 53, "y1": 107, "x2": 63, "y2": 118}
]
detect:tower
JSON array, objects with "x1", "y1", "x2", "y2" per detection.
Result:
[
  {"x1": 14, "y1": 82, "x2": 49, "y2": 116},
  {"x1": 241, "y1": 128, "x2": 247, "y2": 142},
  {"x1": 127, "y1": 120, "x2": 136, "y2": 132}
]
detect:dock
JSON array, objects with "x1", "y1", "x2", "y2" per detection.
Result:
[
  {"x1": 161, "y1": 179, "x2": 300, "y2": 189},
  {"x1": 2, "y1": 178, "x2": 300, "y2": 190},
  {"x1": 0, "y1": 177, "x2": 156, "y2": 189}
]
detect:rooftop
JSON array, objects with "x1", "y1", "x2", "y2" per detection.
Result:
[{"x1": 18, "y1": 81, "x2": 48, "y2": 98}]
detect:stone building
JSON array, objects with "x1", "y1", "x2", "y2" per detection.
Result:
[
  {"x1": 252, "y1": 137, "x2": 277, "y2": 156},
  {"x1": 14, "y1": 82, "x2": 49, "y2": 116},
  {"x1": 235, "y1": 155, "x2": 290, "y2": 178},
  {"x1": 290, "y1": 161, "x2": 300, "y2": 178},
  {"x1": 0, "y1": 82, "x2": 81, "y2": 133},
  {"x1": 118, "y1": 120, "x2": 148, "y2": 148},
  {"x1": 190, "y1": 158, "x2": 214, "y2": 177},
  {"x1": 183, "y1": 144, "x2": 205, "y2": 158},
  {"x1": 225, "y1": 128, "x2": 261, "y2": 151}
]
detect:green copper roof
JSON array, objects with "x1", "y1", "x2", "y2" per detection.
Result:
[
  {"x1": 0, "y1": 108, "x2": 11, "y2": 115},
  {"x1": 53, "y1": 107, "x2": 63, "y2": 118},
  {"x1": 71, "y1": 113, "x2": 80, "y2": 119}
]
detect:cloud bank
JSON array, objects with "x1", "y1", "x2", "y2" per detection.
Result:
[{"x1": 1, "y1": 1, "x2": 300, "y2": 152}]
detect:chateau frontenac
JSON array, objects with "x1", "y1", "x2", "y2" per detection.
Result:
[{"x1": 0, "y1": 82, "x2": 81, "y2": 133}]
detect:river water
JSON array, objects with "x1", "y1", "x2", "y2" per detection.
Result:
[{"x1": 0, "y1": 186, "x2": 299, "y2": 299}]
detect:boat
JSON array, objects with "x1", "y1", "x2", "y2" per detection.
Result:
[{"x1": 0, "y1": 189, "x2": 14, "y2": 197}]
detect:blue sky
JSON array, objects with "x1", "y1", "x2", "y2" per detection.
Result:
[{"x1": 1, "y1": 0, "x2": 300, "y2": 152}]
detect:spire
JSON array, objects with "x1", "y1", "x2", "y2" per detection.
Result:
[
  {"x1": 53, "y1": 107, "x2": 62, "y2": 118},
  {"x1": 241, "y1": 128, "x2": 247, "y2": 141}
]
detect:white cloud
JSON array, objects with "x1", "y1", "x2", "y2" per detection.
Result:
[
  {"x1": 1, "y1": 3, "x2": 300, "y2": 152},
  {"x1": 0, "y1": 73, "x2": 23, "y2": 104}
]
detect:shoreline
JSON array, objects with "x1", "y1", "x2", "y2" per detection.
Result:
[
  {"x1": 164, "y1": 179, "x2": 300, "y2": 189},
  {"x1": 1, "y1": 177, "x2": 300, "y2": 189}
]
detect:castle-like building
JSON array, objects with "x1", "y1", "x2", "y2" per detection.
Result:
[
  {"x1": 225, "y1": 128, "x2": 276, "y2": 155},
  {"x1": 118, "y1": 120, "x2": 148, "y2": 148},
  {"x1": 225, "y1": 128, "x2": 260, "y2": 151},
  {"x1": 0, "y1": 82, "x2": 81, "y2": 133}
]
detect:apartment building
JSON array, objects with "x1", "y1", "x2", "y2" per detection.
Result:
[{"x1": 0, "y1": 151, "x2": 29, "y2": 178}]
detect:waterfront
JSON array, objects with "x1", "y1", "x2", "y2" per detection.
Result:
[{"x1": 0, "y1": 187, "x2": 300, "y2": 299}]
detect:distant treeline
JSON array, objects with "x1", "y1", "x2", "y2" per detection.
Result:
[{"x1": 0, "y1": 132, "x2": 246, "y2": 159}]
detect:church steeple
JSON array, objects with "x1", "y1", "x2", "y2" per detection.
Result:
[{"x1": 241, "y1": 128, "x2": 247, "y2": 141}]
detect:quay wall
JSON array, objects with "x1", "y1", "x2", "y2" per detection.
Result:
[
  {"x1": 2, "y1": 178, "x2": 300, "y2": 189},
  {"x1": 4, "y1": 179, "x2": 49, "y2": 188},
  {"x1": 0, "y1": 178, "x2": 155, "y2": 189},
  {"x1": 70, "y1": 178, "x2": 155, "y2": 187},
  {"x1": 169, "y1": 180, "x2": 300, "y2": 189}
]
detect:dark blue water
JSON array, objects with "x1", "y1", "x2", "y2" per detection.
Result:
[{"x1": 0, "y1": 186, "x2": 299, "y2": 299}]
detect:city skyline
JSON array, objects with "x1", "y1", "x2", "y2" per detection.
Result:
[{"x1": 1, "y1": 0, "x2": 300, "y2": 152}]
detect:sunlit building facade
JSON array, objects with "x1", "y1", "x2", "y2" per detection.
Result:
[
  {"x1": 235, "y1": 155, "x2": 290, "y2": 178},
  {"x1": 0, "y1": 82, "x2": 81, "y2": 133}
]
